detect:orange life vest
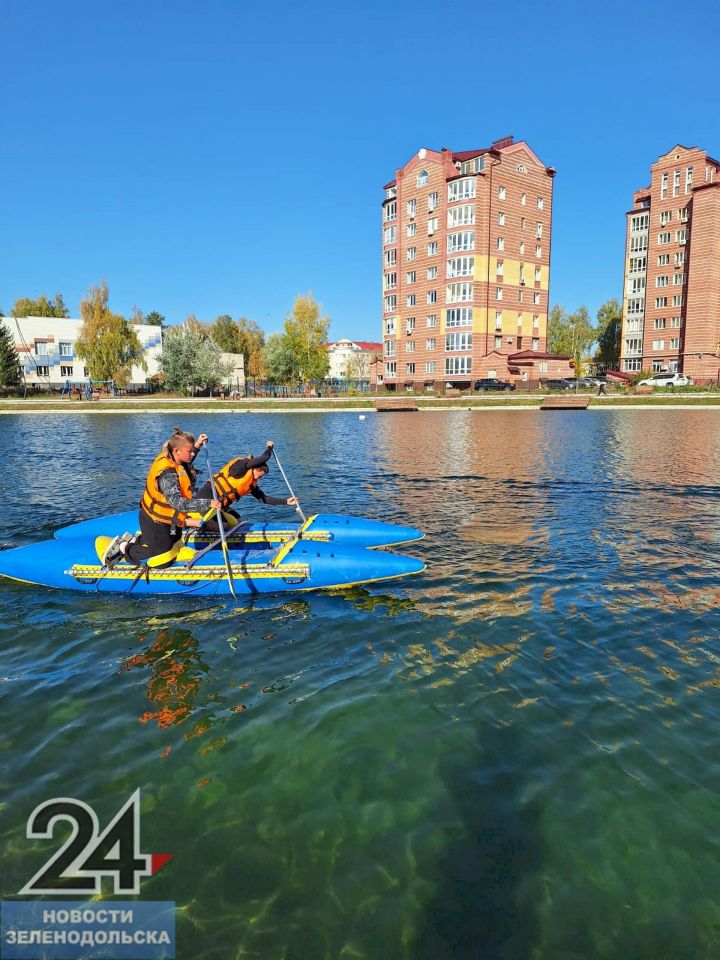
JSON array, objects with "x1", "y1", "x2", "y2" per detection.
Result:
[
  {"x1": 213, "y1": 458, "x2": 256, "y2": 506},
  {"x1": 140, "y1": 452, "x2": 194, "y2": 527}
]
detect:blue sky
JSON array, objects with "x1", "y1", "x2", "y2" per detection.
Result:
[{"x1": 1, "y1": 0, "x2": 719, "y2": 340}]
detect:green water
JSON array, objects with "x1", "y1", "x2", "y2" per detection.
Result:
[{"x1": 2, "y1": 410, "x2": 720, "y2": 958}]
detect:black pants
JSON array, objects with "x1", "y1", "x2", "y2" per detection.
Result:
[{"x1": 125, "y1": 511, "x2": 181, "y2": 568}]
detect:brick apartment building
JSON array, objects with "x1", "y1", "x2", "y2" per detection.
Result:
[
  {"x1": 620, "y1": 144, "x2": 720, "y2": 382},
  {"x1": 381, "y1": 136, "x2": 567, "y2": 390}
]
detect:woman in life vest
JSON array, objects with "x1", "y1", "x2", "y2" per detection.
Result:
[
  {"x1": 196, "y1": 440, "x2": 298, "y2": 521},
  {"x1": 102, "y1": 427, "x2": 222, "y2": 567}
]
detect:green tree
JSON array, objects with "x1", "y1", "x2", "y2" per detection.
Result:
[
  {"x1": 211, "y1": 314, "x2": 241, "y2": 352},
  {"x1": 144, "y1": 311, "x2": 165, "y2": 327},
  {"x1": 75, "y1": 281, "x2": 145, "y2": 386},
  {"x1": 547, "y1": 303, "x2": 596, "y2": 375},
  {"x1": 0, "y1": 320, "x2": 22, "y2": 388},
  {"x1": 160, "y1": 325, "x2": 232, "y2": 394},
  {"x1": 263, "y1": 332, "x2": 296, "y2": 384},
  {"x1": 594, "y1": 297, "x2": 622, "y2": 370},
  {"x1": 236, "y1": 317, "x2": 266, "y2": 378},
  {"x1": 283, "y1": 293, "x2": 330, "y2": 384},
  {"x1": 11, "y1": 293, "x2": 69, "y2": 318}
]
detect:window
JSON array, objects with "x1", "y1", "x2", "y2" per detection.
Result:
[
  {"x1": 59, "y1": 341, "x2": 72, "y2": 356},
  {"x1": 385, "y1": 361, "x2": 396, "y2": 375},
  {"x1": 36, "y1": 365, "x2": 49, "y2": 376},
  {"x1": 448, "y1": 205, "x2": 475, "y2": 227},
  {"x1": 685, "y1": 166, "x2": 693, "y2": 194},
  {"x1": 494, "y1": 336, "x2": 502, "y2": 349},
  {"x1": 661, "y1": 172, "x2": 668, "y2": 199},
  {"x1": 496, "y1": 287, "x2": 503, "y2": 300},
  {"x1": 672, "y1": 294, "x2": 684, "y2": 307},
  {"x1": 631, "y1": 213, "x2": 649, "y2": 231},
  {"x1": 34, "y1": 341, "x2": 49, "y2": 355},
  {"x1": 535, "y1": 245, "x2": 542, "y2": 258},
  {"x1": 532, "y1": 338, "x2": 539, "y2": 351},
  {"x1": 460, "y1": 156, "x2": 484, "y2": 174},
  {"x1": 669, "y1": 316, "x2": 682, "y2": 328},
  {"x1": 407, "y1": 223, "x2": 417, "y2": 237},
  {"x1": 516, "y1": 163, "x2": 527, "y2": 173},
  {"x1": 495, "y1": 311, "x2": 503, "y2": 330},
  {"x1": 427, "y1": 241, "x2": 438, "y2": 255},
  {"x1": 520, "y1": 217, "x2": 526, "y2": 231},
  {"x1": 623, "y1": 358, "x2": 641, "y2": 372},
  {"x1": 535, "y1": 222, "x2": 543, "y2": 238},
  {"x1": 447, "y1": 256, "x2": 474, "y2": 278},
  {"x1": 652, "y1": 360, "x2": 664, "y2": 372},
  {"x1": 627, "y1": 297, "x2": 645, "y2": 315},
  {"x1": 498, "y1": 212, "x2": 505, "y2": 226},
  {"x1": 533, "y1": 315, "x2": 539, "y2": 328},
  {"x1": 426, "y1": 338, "x2": 436, "y2": 350},
  {"x1": 670, "y1": 337, "x2": 681, "y2": 349},
  {"x1": 521, "y1": 192, "x2": 527, "y2": 206},
  {"x1": 383, "y1": 225, "x2": 397, "y2": 245},
  {"x1": 416, "y1": 170, "x2": 428, "y2": 186},
  {"x1": 496, "y1": 259, "x2": 504, "y2": 276},
  {"x1": 658, "y1": 232, "x2": 671, "y2": 245},
  {"x1": 660, "y1": 210, "x2": 672, "y2": 225},
  {"x1": 655, "y1": 275, "x2": 669, "y2": 287},
  {"x1": 406, "y1": 341, "x2": 416, "y2": 353},
  {"x1": 655, "y1": 296, "x2": 668, "y2": 307},
  {"x1": 539, "y1": 361, "x2": 548, "y2": 373},
  {"x1": 629, "y1": 277, "x2": 646, "y2": 294},
  {"x1": 426, "y1": 315, "x2": 438, "y2": 328},
  {"x1": 427, "y1": 291, "x2": 437, "y2": 303},
  {"x1": 534, "y1": 266, "x2": 541, "y2": 282},
  {"x1": 624, "y1": 338, "x2": 642, "y2": 355},
  {"x1": 533, "y1": 292, "x2": 541, "y2": 305},
  {"x1": 406, "y1": 363, "x2": 415, "y2": 374},
  {"x1": 428, "y1": 217, "x2": 439, "y2": 235},
  {"x1": 384, "y1": 249, "x2": 397, "y2": 267},
  {"x1": 445, "y1": 356, "x2": 472, "y2": 375},
  {"x1": 537, "y1": 197, "x2": 544, "y2": 210},
  {"x1": 427, "y1": 266, "x2": 438, "y2": 280},
  {"x1": 448, "y1": 178, "x2": 476, "y2": 202},
  {"x1": 60, "y1": 365, "x2": 73, "y2": 377},
  {"x1": 517, "y1": 291, "x2": 523, "y2": 303},
  {"x1": 407, "y1": 294, "x2": 416, "y2": 306},
  {"x1": 384, "y1": 272, "x2": 397, "y2": 290},
  {"x1": 519, "y1": 241, "x2": 525, "y2": 256},
  {"x1": 383, "y1": 201, "x2": 397, "y2": 222},
  {"x1": 406, "y1": 247, "x2": 416, "y2": 261},
  {"x1": 653, "y1": 318, "x2": 666, "y2": 330},
  {"x1": 497, "y1": 237, "x2": 505, "y2": 251},
  {"x1": 406, "y1": 317, "x2": 416, "y2": 333},
  {"x1": 428, "y1": 191, "x2": 439, "y2": 211},
  {"x1": 674, "y1": 251, "x2": 685, "y2": 266},
  {"x1": 386, "y1": 186, "x2": 396, "y2": 199},
  {"x1": 426, "y1": 361, "x2": 436, "y2": 373},
  {"x1": 385, "y1": 317, "x2": 396, "y2": 335},
  {"x1": 676, "y1": 229, "x2": 686, "y2": 243},
  {"x1": 652, "y1": 339, "x2": 665, "y2": 350},
  {"x1": 384, "y1": 339, "x2": 396, "y2": 356},
  {"x1": 673, "y1": 170, "x2": 680, "y2": 196},
  {"x1": 630, "y1": 236, "x2": 647, "y2": 252},
  {"x1": 673, "y1": 273, "x2": 685, "y2": 285},
  {"x1": 406, "y1": 271, "x2": 416, "y2": 284},
  {"x1": 447, "y1": 282, "x2": 473, "y2": 302},
  {"x1": 447, "y1": 231, "x2": 474, "y2": 252},
  {"x1": 498, "y1": 186, "x2": 506, "y2": 200},
  {"x1": 657, "y1": 254, "x2": 669, "y2": 266},
  {"x1": 679, "y1": 206, "x2": 689, "y2": 223},
  {"x1": 446, "y1": 308, "x2": 472, "y2": 327},
  {"x1": 384, "y1": 295, "x2": 396, "y2": 312},
  {"x1": 406, "y1": 199, "x2": 417, "y2": 217}
]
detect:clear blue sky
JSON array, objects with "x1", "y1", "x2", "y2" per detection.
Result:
[{"x1": 1, "y1": 0, "x2": 719, "y2": 340}]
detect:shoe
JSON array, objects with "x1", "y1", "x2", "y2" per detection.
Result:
[{"x1": 102, "y1": 535, "x2": 124, "y2": 567}]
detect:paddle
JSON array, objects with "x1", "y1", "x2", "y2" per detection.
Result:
[
  {"x1": 202, "y1": 444, "x2": 237, "y2": 600},
  {"x1": 271, "y1": 447, "x2": 307, "y2": 525}
]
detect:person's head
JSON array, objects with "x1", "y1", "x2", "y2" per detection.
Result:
[
  {"x1": 163, "y1": 427, "x2": 196, "y2": 463},
  {"x1": 252, "y1": 464, "x2": 269, "y2": 482}
]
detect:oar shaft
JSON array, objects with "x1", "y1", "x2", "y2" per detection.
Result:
[
  {"x1": 203, "y1": 445, "x2": 237, "y2": 599},
  {"x1": 272, "y1": 448, "x2": 306, "y2": 523}
]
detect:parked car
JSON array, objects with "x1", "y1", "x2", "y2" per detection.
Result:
[
  {"x1": 474, "y1": 378, "x2": 516, "y2": 392},
  {"x1": 637, "y1": 372, "x2": 691, "y2": 388},
  {"x1": 564, "y1": 377, "x2": 597, "y2": 389},
  {"x1": 540, "y1": 378, "x2": 573, "y2": 391}
]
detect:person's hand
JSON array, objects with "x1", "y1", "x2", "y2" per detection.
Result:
[
  {"x1": 211, "y1": 498, "x2": 222, "y2": 511},
  {"x1": 266, "y1": 440, "x2": 274, "y2": 448},
  {"x1": 185, "y1": 517, "x2": 202, "y2": 529},
  {"x1": 195, "y1": 433, "x2": 209, "y2": 448},
  {"x1": 287, "y1": 496, "x2": 298, "y2": 506}
]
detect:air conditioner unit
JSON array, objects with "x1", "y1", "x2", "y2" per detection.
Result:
[
  {"x1": 679, "y1": 239, "x2": 686, "y2": 244},
  {"x1": 520, "y1": 279, "x2": 526, "y2": 286},
  {"x1": 507, "y1": 338, "x2": 513, "y2": 344}
]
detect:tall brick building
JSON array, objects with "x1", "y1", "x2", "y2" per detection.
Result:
[
  {"x1": 381, "y1": 136, "x2": 562, "y2": 390},
  {"x1": 620, "y1": 144, "x2": 720, "y2": 382}
]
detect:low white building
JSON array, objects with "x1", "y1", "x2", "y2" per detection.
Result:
[
  {"x1": 5, "y1": 315, "x2": 163, "y2": 387},
  {"x1": 327, "y1": 339, "x2": 382, "y2": 380}
]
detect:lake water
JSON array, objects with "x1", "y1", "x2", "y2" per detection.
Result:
[{"x1": 2, "y1": 409, "x2": 720, "y2": 959}]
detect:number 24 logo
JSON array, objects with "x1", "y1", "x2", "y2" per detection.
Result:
[{"x1": 20, "y1": 789, "x2": 172, "y2": 896}]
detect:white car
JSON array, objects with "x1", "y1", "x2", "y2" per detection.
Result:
[{"x1": 637, "y1": 372, "x2": 691, "y2": 388}]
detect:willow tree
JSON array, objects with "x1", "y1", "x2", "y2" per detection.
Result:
[{"x1": 75, "y1": 282, "x2": 145, "y2": 386}]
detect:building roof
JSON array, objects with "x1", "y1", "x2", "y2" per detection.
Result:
[
  {"x1": 508, "y1": 350, "x2": 571, "y2": 361},
  {"x1": 327, "y1": 340, "x2": 382, "y2": 351},
  {"x1": 383, "y1": 179, "x2": 396, "y2": 190}
]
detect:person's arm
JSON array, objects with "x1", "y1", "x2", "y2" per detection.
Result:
[
  {"x1": 190, "y1": 433, "x2": 209, "y2": 463},
  {"x1": 158, "y1": 470, "x2": 213, "y2": 515},
  {"x1": 251, "y1": 484, "x2": 297, "y2": 507},
  {"x1": 227, "y1": 441, "x2": 274, "y2": 478}
]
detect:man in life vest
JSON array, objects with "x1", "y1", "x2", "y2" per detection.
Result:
[
  {"x1": 102, "y1": 427, "x2": 222, "y2": 568},
  {"x1": 196, "y1": 440, "x2": 298, "y2": 523}
]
